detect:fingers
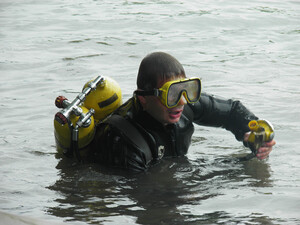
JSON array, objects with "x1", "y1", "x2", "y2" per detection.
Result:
[
  {"x1": 256, "y1": 140, "x2": 276, "y2": 160},
  {"x1": 256, "y1": 146, "x2": 272, "y2": 159}
]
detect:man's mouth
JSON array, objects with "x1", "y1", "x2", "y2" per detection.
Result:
[
  {"x1": 169, "y1": 110, "x2": 181, "y2": 115},
  {"x1": 168, "y1": 107, "x2": 184, "y2": 119}
]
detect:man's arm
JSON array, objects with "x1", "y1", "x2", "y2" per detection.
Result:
[
  {"x1": 191, "y1": 92, "x2": 275, "y2": 158},
  {"x1": 191, "y1": 92, "x2": 258, "y2": 141}
]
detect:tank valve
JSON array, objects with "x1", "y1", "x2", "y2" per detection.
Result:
[
  {"x1": 54, "y1": 76, "x2": 105, "y2": 125},
  {"x1": 77, "y1": 108, "x2": 95, "y2": 128},
  {"x1": 55, "y1": 96, "x2": 69, "y2": 108}
]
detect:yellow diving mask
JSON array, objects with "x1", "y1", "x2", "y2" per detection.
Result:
[{"x1": 135, "y1": 77, "x2": 201, "y2": 108}]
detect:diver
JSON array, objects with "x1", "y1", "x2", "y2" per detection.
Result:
[{"x1": 88, "y1": 52, "x2": 276, "y2": 171}]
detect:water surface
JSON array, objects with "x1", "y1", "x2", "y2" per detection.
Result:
[{"x1": 0, "y1": 0, "x2": 299, "y2": 224}]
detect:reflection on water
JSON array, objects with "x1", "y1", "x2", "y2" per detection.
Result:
[{"x1": 47, "y1": 153, "x2": 274, "y2": 224}]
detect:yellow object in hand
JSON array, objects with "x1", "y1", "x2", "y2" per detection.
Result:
[{"x1": 247, "y1": 120, "x2": 275, "y2": 154}]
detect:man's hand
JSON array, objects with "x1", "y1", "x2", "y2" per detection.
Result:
[
  {"x1": 244, "y1": 132, "x2": 276, "y2": 160},
  {"x1": 256, "y1": 140, "x2": 276, "y2": 159}
]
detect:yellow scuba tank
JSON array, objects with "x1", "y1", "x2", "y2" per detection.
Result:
[
  {"x1": 53, "y1": 76, "x2": 122, "y2": 160},
  {"x1": 54, "y1": 104, "x2": 95, "y2": 157},
  {"x1": 83, "y1": 76, "x2": 122, "y2": 123},
  {"x1": 247, "y1": 119, "x2": 275, "y2": 154}
]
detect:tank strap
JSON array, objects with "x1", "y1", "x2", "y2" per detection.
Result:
[{"x1": 104, "y1": 114, "x2": 153, "y2": 164}]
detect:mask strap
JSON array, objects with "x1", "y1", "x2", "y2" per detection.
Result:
[{"x1": 134, "y1": 89, "x2": 160, "y2": 97}]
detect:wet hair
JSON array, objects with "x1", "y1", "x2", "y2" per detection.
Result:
[{"x1": 137, "y1": 52, "x2": 186, "y2": 90}]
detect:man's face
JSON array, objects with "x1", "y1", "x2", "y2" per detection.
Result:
[{"x1": 140, "y1": 77, "x2": 186, "y2": 125}]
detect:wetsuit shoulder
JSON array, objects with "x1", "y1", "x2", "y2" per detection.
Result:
[{"x1": 90, "y1": 98, "x2": 153, "y2": 172}]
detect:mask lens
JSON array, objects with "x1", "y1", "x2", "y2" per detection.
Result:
[
  {"x1": 167, "y1": 79, "x2": 200, "y2": 107},
  {"x1": 184, "y1": 79, "x2": 200, "y2": 102},
  {"x1": 166, "y1": 84, "x2": 180, "y2": 107}
]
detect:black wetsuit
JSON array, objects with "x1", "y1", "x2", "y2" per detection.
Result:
[{"x1": 90, "y1": 92, "x2": 258, "y2": 171}]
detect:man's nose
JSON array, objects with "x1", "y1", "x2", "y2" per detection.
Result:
[{"x1": 177, "y1": 95, "x2": 187, "y2": 106}]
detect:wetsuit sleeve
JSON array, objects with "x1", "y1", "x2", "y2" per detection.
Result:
[
  {"x1": 191, "y1": 92, "x2": 258, "y2": 141},
  {"x1": 90, "y1": 123, "x2": 149, "y2": 172}
]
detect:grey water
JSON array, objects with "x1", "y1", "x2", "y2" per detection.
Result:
[{"x1": 0, "y1": 0, "x2": 299, "y2": 224}]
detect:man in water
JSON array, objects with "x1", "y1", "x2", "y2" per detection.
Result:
[{"x1": 90, "y1": 52, "x2": 276, "y2": 171}]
